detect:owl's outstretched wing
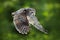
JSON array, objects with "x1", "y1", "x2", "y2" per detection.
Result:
[
  {"x1": 27, "y1": 15, "x2": 48, "y2": 34},
  {"x1": 13, "y1": 14, "x2": 30, "y2": 34}
]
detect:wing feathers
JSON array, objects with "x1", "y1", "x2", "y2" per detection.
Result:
[{"x1": 13, "y1": 12, "x2": 30, "y2": 34}]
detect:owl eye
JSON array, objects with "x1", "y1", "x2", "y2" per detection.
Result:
[
  {"x1": 24, "y1": 9, "x2": 26, "y2": 11},
  {"x1": 31, "y1": 12, "x2": 33, "y2": 13}
]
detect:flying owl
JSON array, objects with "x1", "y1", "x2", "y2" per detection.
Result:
[{"x1": 12, "y1": 8, "x2": 48, "y2": 34}]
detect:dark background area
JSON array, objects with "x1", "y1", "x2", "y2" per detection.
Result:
[{"x1": 0, "y1": 0, "x2": 60, "y2": 40}]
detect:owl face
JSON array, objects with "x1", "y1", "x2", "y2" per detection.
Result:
[{"x1": 26, "y1": 8, "x2": 36, "y2": 16}]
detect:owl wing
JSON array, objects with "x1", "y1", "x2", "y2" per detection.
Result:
[
  {"x1": 13, "y1": 14, "x2": 30, "y2": 34},
  {"x1": 27, "y1": 15, "x2": 48, "y2": 34}
]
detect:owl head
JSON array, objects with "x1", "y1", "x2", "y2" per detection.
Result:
[{"x1": 12, "y1": 8, "x2": 36, "y2": 17}]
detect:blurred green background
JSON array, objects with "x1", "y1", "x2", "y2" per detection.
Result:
[{"x1": 0, "y1": 0, "x2": 60, "y2": 40}]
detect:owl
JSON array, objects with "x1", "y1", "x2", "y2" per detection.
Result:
[{"x1": 12, "y1": 8, "x2": 48, "y2": 34}]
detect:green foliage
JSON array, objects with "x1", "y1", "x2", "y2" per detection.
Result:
[{"x1": 0, "y1": 0, "x2": 60, "y2": 40}]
